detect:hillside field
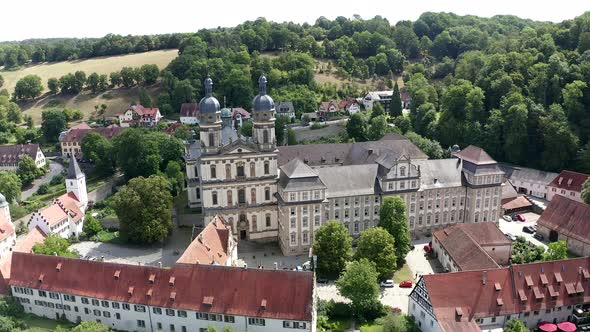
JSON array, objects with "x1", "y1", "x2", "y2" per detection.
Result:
[
  {"x1": 1, "y1": 50, "x2": 178, "y2": 92},
  {"x1": 0, "y1": 50, "x2": 178, "y2": 123}
]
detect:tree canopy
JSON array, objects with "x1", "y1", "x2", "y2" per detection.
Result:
[
  {"x1": 354, "y1": 227, "x2": 397, "y2": 279},
  {"x1": 379, "y1": 196, "x2": 411, "y2": 265},
  {"x1": 111, "y1": 175, "x2": 173, "y2": 244},
  {"x1": 313, "y1": 221, "x2": 353, "y2": 278},
  {"x1": 32, "y1": 234, "x2": 78, "y2": 258},
  {"x1": 0, "y1": 171, "x2": 21, "y2": 202},
  {"x1": 336, "y1": 258, "x2": 380, "y2": 317}
]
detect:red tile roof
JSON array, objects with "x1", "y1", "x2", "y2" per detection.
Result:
[
  {"x1": 337, "y1": 99, "x2": 358, "y2": 109},
  {"x1": 176, "y1": 216, "x2": 232, "y2": 265},
  {"x1": 180, "y1": 103, "x2": 199, "y2": 117},
  {"x1": 231, "y1": 108, "x2": 251, "y2": 120},
  {"x1": 9, "y1": 252, "x2": 314, "y2": 321},
  {"x1": 454, "y1": 145, "x2": 496, "y2": 165},
  {"x1": 0, "y1": 214, "x2": 14, "y2": 242},
  {"x1": 502, "y1": 196, "x2": 533, "y2": 211},
  {"x1": 537, "y1": 195, "x2": 590, "y2": 244},
  {"x1": 548, "y1": 170, "x2": 590, "y2": 193},
  {"x1": 319, "y1": 101, "x2": 339, "y2": 112},
  {"x1": 130, "y1": 105, "x2": 160, "y2": 119},
  {"x1": 14, "y1": 226, "x2": 47, "y2": 253},
  {"x1": 61, "y1": 127, "x2": 125, "y2": 143},
  {"x1": 54, "y1": 192, "x2": 84, "y2": 224},
  {"x1": 433, "y1": 224, "x2": 505, "y2": 271},
  {"x1": 419, "y1": 257, "x2": 590, "y2": 331}
]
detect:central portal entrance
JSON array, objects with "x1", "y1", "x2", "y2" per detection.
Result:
[{"x1": 240, "y1": 230, "x2": 247, "y2": 240}]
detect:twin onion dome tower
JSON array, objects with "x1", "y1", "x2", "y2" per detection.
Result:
[{"x1": 198, "y1": 74, "x2": 276, "y2": 154}]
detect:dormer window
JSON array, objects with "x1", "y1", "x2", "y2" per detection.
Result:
[{"x1": 400, "y1": 166, "x2": 406, "y2": 177}]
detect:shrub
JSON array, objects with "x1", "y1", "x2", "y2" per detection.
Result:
[
  {"x1": 50, "y1": 174, "x2": 64, "y2": 185},
  {"x1": 310, "y1": 122, "x2": 327, "y2": 130},
  {"x1": 37, "y1": 183, "x2": 50, "y2": 195}
]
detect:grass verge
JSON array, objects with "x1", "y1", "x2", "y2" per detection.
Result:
[{"x1": 393, "y1": 263, "x2": 413, "y2": 283}]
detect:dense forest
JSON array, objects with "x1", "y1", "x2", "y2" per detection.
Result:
[{"x1": 4, "y1": 12, "x2": 590, "y2": 173}]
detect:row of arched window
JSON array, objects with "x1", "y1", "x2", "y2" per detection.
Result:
[
  {"x1": 209, "y1": 162, "x2": 270, "y2": 179},
  {"x1": 211, "y1": 188, "x2": 272, "y2": 206}
]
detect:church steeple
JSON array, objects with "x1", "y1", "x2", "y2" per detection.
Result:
[
  {"x1": 66, "y1": 158, "x2": 88, "y2": 208},
  {"x1": 198, "y1": 76, "x2": 222, "y2": 154},
  {"x1": 251, "y1": 73, "x2": 276, "y2": 151},
  {"x1": 258, "y1": 73, "x2": 267, "y2": 95}
]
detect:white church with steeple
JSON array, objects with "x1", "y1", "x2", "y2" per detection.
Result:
[{"x1": 28, "y1": 158, "x2": 88, "y2": 238}]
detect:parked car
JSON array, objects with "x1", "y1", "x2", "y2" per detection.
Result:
[
  {"x1": 522, "y1": 226, "x2": 535, "y2": 234},
  {"x1": 399, "y1": 280, "x2": 413, "y2": 288},
  {"x1": 317, "y1": 277, "x2": 328, "y2": 284},
  {"x1": 502, "y1": 215, "x2": 512, "y2": 222},
  {"x1": 423, "y1": 245, "x2": 432, "y2": 253},
  {"x1": 380, "y1": 280, "x2": 395, "y2": 288},
  {"x1": 505, "y1": 233, "x2": 517, "y2": 241},
  {"x1": 511, "y1": 215, "x2": 519, "y2": 221},
  {"x1": 516, "y1": 214, "x2": 526, "y2": 222},
  {"x1": 534, "y1": 233, "x2": 544, "y2": 241}
]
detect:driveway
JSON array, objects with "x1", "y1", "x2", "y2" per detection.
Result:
[
  {"x1": 21, "y1": 158, "x2": 64, "y2": 199},
  {"x1": 498, "y1": 212, "x2": 547, "y2": 249},
  {"x1": 406, "y1": 237, "x2": 442, "y2": 277}
]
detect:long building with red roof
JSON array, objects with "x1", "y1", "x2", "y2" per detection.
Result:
[
  {"x1": 9, "y1": 252, "x2": 316, "y2": 332},
  {"x1": 409, "y1": 257, "x2": 590, "y2": 332},
  {"x1": 547, "y1": 170, "x2": 590, "y2": 203}
]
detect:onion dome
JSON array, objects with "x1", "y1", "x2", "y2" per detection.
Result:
[
  {"x1": 199, "y1": 76, "x2": 220, "y2": 114},
  {"x1": 252, "y1": 74, "x2": 275, "y2": 112}
]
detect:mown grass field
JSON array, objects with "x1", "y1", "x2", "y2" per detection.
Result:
[
  {"x1": 1, "y1": 50, "x2": 178, "y2": 123},
  {"x1": 1, "y1": 50, "x2": 178, "y2": 92}
]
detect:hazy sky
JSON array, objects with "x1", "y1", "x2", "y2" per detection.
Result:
[{"x1": 1, "y1": 0, "x2": 588, "y2": 41}]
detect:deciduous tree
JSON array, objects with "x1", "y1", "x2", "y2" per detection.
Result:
[
  {"x1": 112, "y1": 175, "x2": 173, "y2": 244},
  {"x1": 32, "y1": 233, "x2": 78, "y2": 258},
  {"x1": 16, "y1": 156, "x2": 42, "y2": 186},
  {"x1": 379, "y1": 196, "x2": 411, "y2": 265},
  {"x1": 313, "y1": 221, "x2": 353, "y2": 278},
  {"x1": 354, "y1": 227, "x2": 397, "y2": 279},
  {"x1": 336, "y1": 258, "x2": 380, "y2": 317},
  {"x1": 0, "y1": 171, "x2": 21, "y2": 202},
  {"x1": 14, "y1": 75, "x2": 43, "y2": 100},
  {"x1": 41, "y1": 109, "x2": 67, "y2": 142}
]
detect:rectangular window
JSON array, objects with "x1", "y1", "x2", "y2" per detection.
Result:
[
  {"x1": 116, "y1": 313, "x2": 121, "y2": 320},
  {"x1": 134, "y1": 305, "x2": 146, "y2": 312},
  {"x1": 101, "y1": 300, "x2": 109, "y2": 308},
  {"x1": 248, "y1": 318, "x2": 266, "y2": 326},
  {"x1": 49, "y1": 292, "x2": 60, "y2": 299},
  {"x1": 103, "y1": 311, "x2": 111, "y2": 318},
  {"x1": 92, "y1": 299, "x2": 99, "y2": 306},
  {"x1": 166, "y1": 309, "x2": 175, "y2": 316},
  {"x1": 137, "y1": 320, "x2": 146, "y2": 328},
  {"x1": 224, "y1": 315, "x2": 235, "y2": 323},
  {"x1": 122, "y1": 303, "x2": 130, "y2": 310},
  {"x1": 93, "y1": 309, "x2": 101, "y2": 316},
  {"x1": 64, "y1": 294, "x2": 76, "y2": 302},
  {"x1": 38, "y1": 290, "x2": 47, "y2": 297},
  {"x1": 178, "y1": 310, "x2": 187, "y2": 318},
  {"x1": 153, "y1": 307, "x2": 162, "y2": 315},
  {"x1": 112, "y1": 302, "x2": 120, "y2": 309},
  {"x1": 170, "y1": 324, "x2": 175, "y2": 332}
]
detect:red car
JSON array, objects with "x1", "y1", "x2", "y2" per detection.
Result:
[
  {"x1": 516, "y1": 214, "x2": 526, "y2": 222},
  {"x1": 423, "y1": 245, "x2": 431, "y2": 253},
  {"x1": 399, "y1": 280, "x2": 413, "y2": 288}
]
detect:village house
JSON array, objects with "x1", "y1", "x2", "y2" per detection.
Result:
[
  {"x1": 276, "y1": 102, "x2": 295, "y2": 119},
  {"x1": 338, "y1": 98, "x2": 361, "y2": 115},
  {"x1": 60, "y1": 126, "x2": 124, "y2": 158},
  {"x1": 0, "y1": 144, "x2": 46, "y2": 171},
  {"x1": 500, "y1": 180, "x2": 533, "y2": 215},
  {"x1": 176, "y1": 215, "x2": 237, "y2": 266},
  {"x1": 409, "y1": 257, "x2": 590, "y2": 332},
  {"x1": 317, "y1": 100, "x2": 339, "y2": 120},
  {"x1": 547, "y1": 170, "x2": 589, "y2": 203},
  {"x1": 500, "y1": 164, "x2": 559, "y2": 200},
  {"x1": 9, "y1": 252, "x2": 316, "y2": 332},
  {"x1": 363, "y1": 90, "x2": 393, "y2": 110},
  {"x1": 537, "y1": 195, "x2": 590, "y2": 256},
  {"x1": 231, "y1": 107, "x2": 251, "y2": 129},
  {"x1": 432, "y1": 223, "x2": 512, "y2": 272},
  {"x1": 179, "y1": 103, "x2": 200, "y2": 125},
  {"x1": 28, "y1": 158, "x2": 87, "y2": 238},
  {"x1": 118, "y1": 105, "x2": 163, "y2": 128}
]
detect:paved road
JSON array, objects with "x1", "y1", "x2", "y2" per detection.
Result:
[{"x1": 21, "y1": 158, "x2": 64, "y2": 200}]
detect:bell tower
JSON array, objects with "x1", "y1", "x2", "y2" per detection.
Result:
[
  {"x1": 198, "y1": 76, "x2": 222, "y2": 155},
  {"x1": 66, "y1": 158, "x2": 88, "y2": 208},
  {"x1": 251, "y1": 74, "x2": 276, "y2": 152}
]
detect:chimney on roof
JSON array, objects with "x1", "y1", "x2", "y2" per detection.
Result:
[
  {"x1": 568, "y1": 179, "x2": 573, "y2": 186},
  {"x1": 558, "y1": 177, "x2": 563, "y2": 185},
  {"x1": 196, "y1": 260, "x2": 200, "y2": 265},
  {"x1": 274, "y1": 262, "x2": 278, "y2": 270},
  {"x1": 148, "y1": 274, "x2": 155, "y2": 284},
  {"x1": 482, "y1": 271, "x2": 487, "y2": 285},
  {"x1": 114, "y1": 270, "x2": 120, "y2": 280},
  {"x1": 147, "y1": 289, "x2": 153, "y2": 298},
  {"x1": 38, "y1": 274, "x2": 44, "y2": 283},
  {"x1": 244, "y1": 263, "x2": 248, "y2": 269},
  {"x1": 455, "y1": 307, "x2": 463, "y2": 321},
  {"x1": 158, "y1": 262, "x2": 162, "y2": 268},
  {"x1": 170, "y1": 292, "x2": 176, "y2": 302},
  {"x1": 260, "y1": 299, "x2": 267, "y2": 310},
  {"x1": 56, "y1": 263, "x2": 62, "y2": 272},
  {"x1": 169, "y1": 277, "x2": 175, "y2": 286},
  {"x1": 128, "y1": 287, "x2": 134, "y2": 296}
]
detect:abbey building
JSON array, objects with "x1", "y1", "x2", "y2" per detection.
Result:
[{"x1": 185, "y1": 75, "x2": 504, "y2": 256}]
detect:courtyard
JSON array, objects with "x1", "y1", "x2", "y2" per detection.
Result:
[{"x1": 498, "y1": 211, "x2": 547, "y2": 249}]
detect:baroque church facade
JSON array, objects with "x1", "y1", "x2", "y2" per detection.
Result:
[{"x1": 185, "y1": 75, "x2": 504, "y2": 256}]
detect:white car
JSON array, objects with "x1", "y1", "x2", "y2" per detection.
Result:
[
  {"x1": 380, "y1": 280, "x2": 395, "y2": 288},
  {"x1": 502, "y1": 215, "x2": 512, "y2": 222}
]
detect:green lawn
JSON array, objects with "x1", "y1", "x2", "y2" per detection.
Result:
[
  {"x1": 96, "y1": 230, "x2": 126, "y2": 244},
  {"x1": 174, "y1": 189, "x2": 201, "y2": 215},
  {"x1": 22, "y1": 313, "x2": 75, "y2": 330},
  {"x1": 393, "y1": 263, "x2": 413, "y2": 283},
  {"x1": 359, "y1": 323, "x2": 384, "y2": 332}
]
